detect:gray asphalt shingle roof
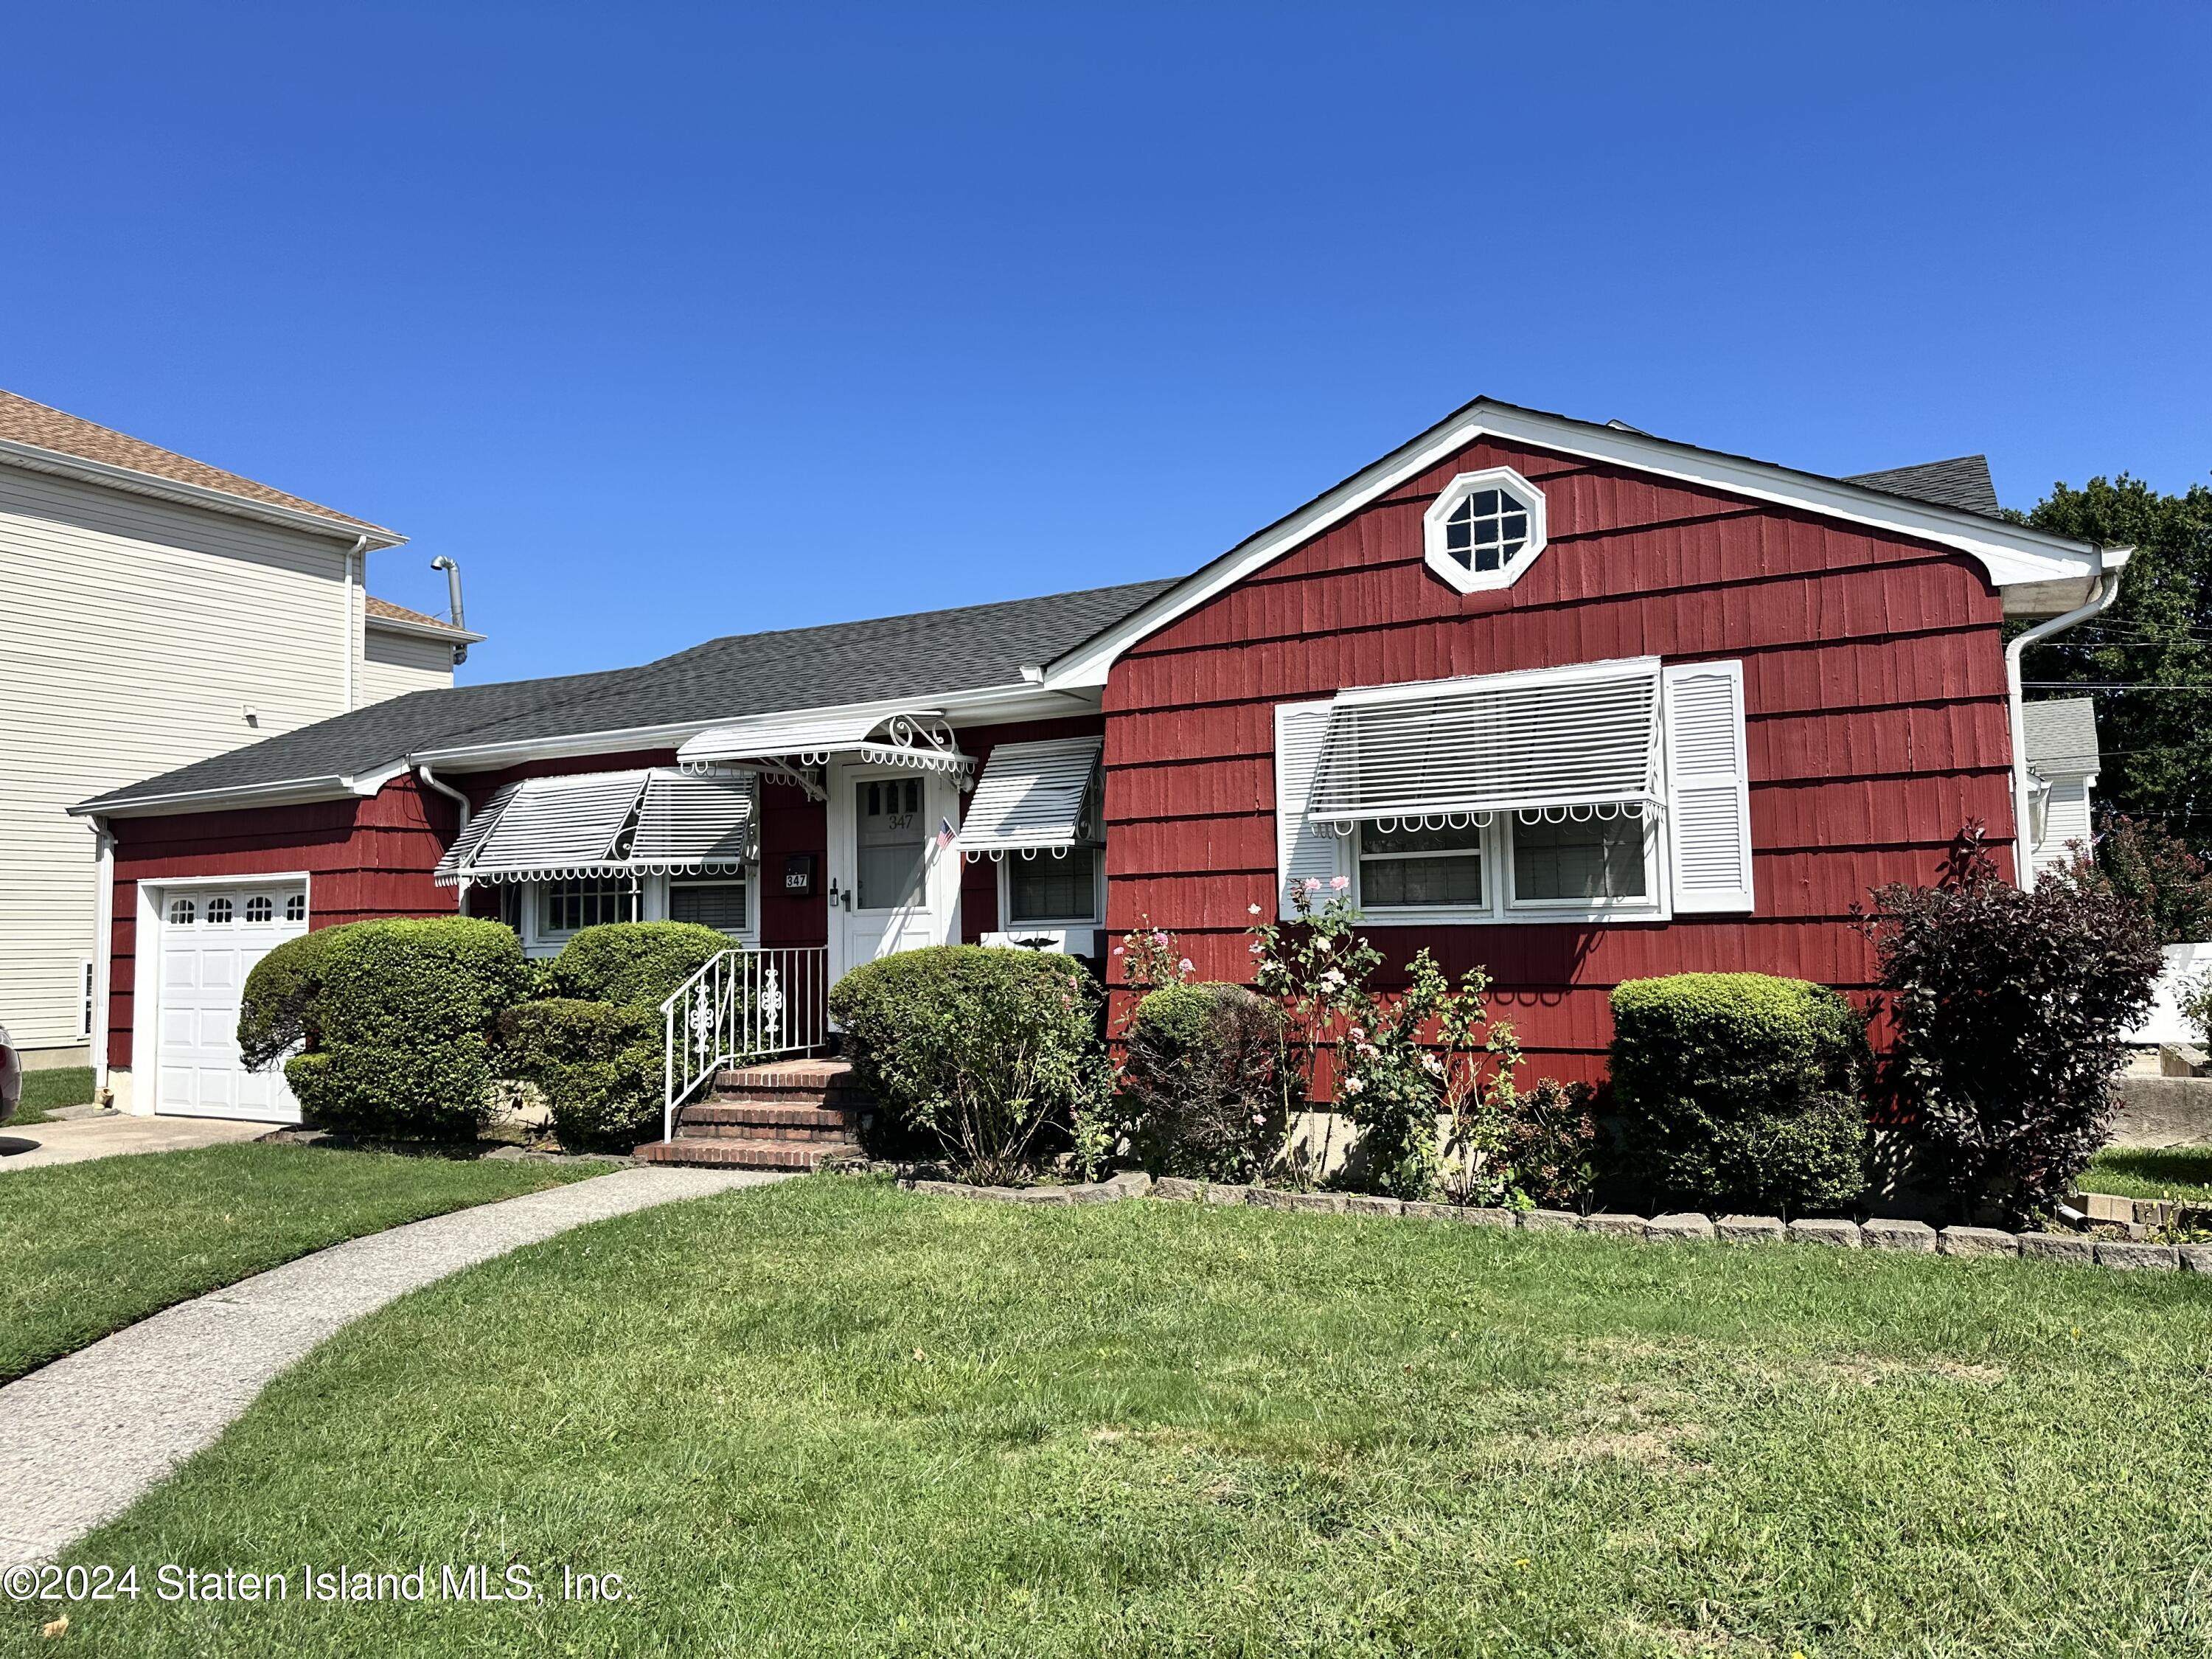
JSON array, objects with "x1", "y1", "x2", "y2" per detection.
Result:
[
  {"x1": 1843, "y1": 455, "x2": 2004, "y2": 520},
  {"x1": 80, "y1": 579, "x2": 1175, "y2": 811},
  {"x1": 2023, "y1": 697, "x2": 2101, "y2": 775}
]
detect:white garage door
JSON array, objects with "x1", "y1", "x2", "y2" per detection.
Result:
[{"x1": 155, "y1": 883, "x2": 310, "y2": 1122}]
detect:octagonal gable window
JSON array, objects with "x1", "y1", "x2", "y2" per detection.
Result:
[{"x1": 1422, "y1": 467, "x2": 1548, "y2": 594}]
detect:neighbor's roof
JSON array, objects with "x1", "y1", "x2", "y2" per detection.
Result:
[
  {"x1": 75, "y1": 579, "x2": 1175, "y2": 813},
  {"x1": 1843, "y1": 455, "x2": 2004, "y2": 520},
  {"x1": 0, "y1": 388, "x2": 398, "y2": 541},
  {"x1": 2023, "y1": 698, "x2": 2101, "y2": 776},
  {"x1": 364, "y1": 594, "x2": 476, "y2": 637}
]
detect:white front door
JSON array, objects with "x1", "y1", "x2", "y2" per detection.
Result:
[
  {"x1": 153, "y1": 883, "x2": 309, "y2": 1122},
  {"x1": 826, "y1": 764, "x2": 959, "y2": 984}
]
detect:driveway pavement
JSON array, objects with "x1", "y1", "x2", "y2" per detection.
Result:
[
  {"x1": 0, "y1": 1113, "x2": 274, "y2": 1172},
  {"x1": 0, "y1": 1165, "x2": 783, "y2": 1566}
]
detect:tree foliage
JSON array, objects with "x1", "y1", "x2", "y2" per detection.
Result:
[{"x1": 2020, "y1": 473, "x2": 2212, "y2": 854}]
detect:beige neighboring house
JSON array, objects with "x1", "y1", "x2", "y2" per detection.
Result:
[{"x1": 0, "y1": 389, "x2": 481, "y2": 1068}]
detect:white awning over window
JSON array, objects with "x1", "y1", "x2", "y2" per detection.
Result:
[
  {"x1": 676, "y1": 707, "x2": 973, "y2": 780},
  {"x1": 959, "y1": 737, "x2": 1104, "y2": 857},
  {"x1": 436, "y1": 771, "x2": 651, "y2": 886},
  {"x1": 630, "y1": 770, "x2": 758, "y2": 872},
  {"x1": 435, "y1": 768, "x2": 762, "y2": 886},
  {"x1": 1307, "y1": 657, "x2": 1662, "y2": 827}
]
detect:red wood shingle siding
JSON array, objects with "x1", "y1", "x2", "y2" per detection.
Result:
[
  {"x1": 105, "y1": 774, "x2": 460, "y2": 1070},
  {"x1": 1100, "y1": 434, "x2": 2017, "y2": 1085}
]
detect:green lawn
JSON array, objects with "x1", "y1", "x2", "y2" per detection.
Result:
[
  {"x1": 2081, "y1": 1147, "x2": 2212, "y2": 1204},
  {"x1": 0, "y1": 1142, "x2": 611, "y2": 1385},
  {"x1": 9, "y1": 1063, "x2": 96, "y2": 1126},
  {"x1": 21, "y1": 1179, "x2": 2212, "y2": 1658}
]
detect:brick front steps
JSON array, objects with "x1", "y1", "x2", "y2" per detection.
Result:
[
  {"x1": 889, "y1": 1174, "x2": 2212, "y2": 1274},
  {"x1": 633, "y1": 1059, "x2": 871, "y2": 1172}
]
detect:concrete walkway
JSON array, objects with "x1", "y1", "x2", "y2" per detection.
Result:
[
  {"x1": 0, "y1": 1165, "x2": 782, "y2": 1567},
  {"x1": 0, "y1": 1113, "x2": 274, "y2": 1172}
]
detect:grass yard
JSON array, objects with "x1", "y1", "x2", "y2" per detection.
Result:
[
  {"x1": 0, "y1": 1143, "x2": 611, "y2": 1385},
  {"x1": 21, "y1": 1178, "x2": 2212, "y2": 1658},
  {"x1": 2081, "y1": 1146, "x2": 2212, "y2": 1204},
  {"x1": 9, "y1": 1063, "x2": 97, "y2": 1126}
]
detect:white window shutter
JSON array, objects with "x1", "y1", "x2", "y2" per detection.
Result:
[
  {"x1": 1273, "y1": 699, "x2": 1343, "y2": 919},
  {"x1": 1663, "y1": 661, "x2": 1754, "y2": 913}
]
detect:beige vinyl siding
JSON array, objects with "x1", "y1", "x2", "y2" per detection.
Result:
[
  {"x1": 0, "y1": 466, "x2": 361, "y2": 1049},
  {"x1": 361, "y1": 625, "x2": 455, "y2": 705}
]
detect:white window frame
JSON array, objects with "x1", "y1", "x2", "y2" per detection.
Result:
[
  {"x1": 996, "y1": 845, "x2": 1106, "y2": 930},
  {"x1": 80, "y1": 958, "x2": 96, "y2": 1040},
  {"x1": 521, "y1": 874, "x2": 640, "y2": 956},
  {"x1": 664, "y1": 872, "x2": 759, "y2": 942},
  {"x1": 1350, "y1": 808, "x2": 1666, "y2": 925},
  {"x1": 1422, "y1": 466, "x2": 1548, "y2": 595}
]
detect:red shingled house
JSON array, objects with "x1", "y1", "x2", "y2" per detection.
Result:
[{"x1": 73, "y1": 399, "x2": 2127, "y2": 1135}]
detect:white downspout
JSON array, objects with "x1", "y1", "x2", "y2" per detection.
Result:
[
  {"x1": 341, "y1": 533, "x2": 369, "y2": 712},
  {"x1": 88, "y1": 814, "x2": 114, "y2": 1103},
  {"x1": 415, "y1": 763, "x2": 473, "y2": 917},
  {"x1": 2005, "y1": 558, "x2": 2123, "y2": 887}
]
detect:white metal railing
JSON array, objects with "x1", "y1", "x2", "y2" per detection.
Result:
[{"x1": 661, "y1": 946, "x2": 832, "y2": 1138}]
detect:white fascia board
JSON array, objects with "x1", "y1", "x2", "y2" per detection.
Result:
[
  {"x1": 1040, "y1": 400, "x2": 2116, "y2": 689},
  {"x1": 365, "y1": 613, "x2": 486, "y2": 644},
  {"x1": 410, "y1": 683, "x2": 1100, "y2": 774},
  {"x1": 0, "y1": 440, "x2": 406, "y2": 549},
  {"x1": 69, "y1": 762, "x2": 410, "y2": 820}
]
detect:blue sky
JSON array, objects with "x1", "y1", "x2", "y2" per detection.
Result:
[{"x1": 3, "y1": 3, "x2": 2206, "y2": 685}]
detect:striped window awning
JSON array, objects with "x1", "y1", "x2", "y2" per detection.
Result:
[
  {"x1": 959, "y1": 737, "x2": 1105, "y2": 857},
  {"x1": 435, "y1": 768, "x2": 759, "y2": 886},
  {"x1": 1307, "y1": 658, "x2": 1662, "y2": 828}
]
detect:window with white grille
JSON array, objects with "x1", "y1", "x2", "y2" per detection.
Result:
[
  {"x1": 1007, "y1": 848, "x2": 1101, "y2": 924},
  {"x1": 540, "y1": 877, "x2": 636, "y2": 936},
  {"x1": 1422, "y1": 467, "x2": 1548, "y2": 594}
]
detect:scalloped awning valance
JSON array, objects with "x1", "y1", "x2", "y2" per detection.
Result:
[{"x1": 434, "y1": 768, "x2": 759, "y2": 886}]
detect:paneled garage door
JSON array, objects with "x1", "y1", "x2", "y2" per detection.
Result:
[{"x1": 154, "y1": 883, "x2": 309, "y2": 1122}]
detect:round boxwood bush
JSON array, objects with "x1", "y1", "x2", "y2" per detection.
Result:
[
  {"x1": 495, "y1": 998, "x2": 662, "y2": 1152},
  {"x1": 538, "y1": 921, "x2": 729, "y2": 1008},
  {"x1": 237, "y1": 927, "x2": 340, "y2": 1071},
  {"x1": 271, "y1": 917, "x2": 530, "y2": 1141},
  {"x1": 829, "y1": 945, "x2": 1107, "y2": 1183},
  {"x1": 1123, "y1": 981, "x2": 1284, "y2": 1182},
  {"x1": 1610, "y1": 972, "x2": 1870, "y2": 1217}
]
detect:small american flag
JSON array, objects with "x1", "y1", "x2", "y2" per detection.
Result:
[{"x1": 935, "y1": 815, "x2": 957, "y2": 851}]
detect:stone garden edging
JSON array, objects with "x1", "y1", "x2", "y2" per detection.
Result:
[{"x1": 894, "y1": 1171, "x2": 2212, "y2": 1273}]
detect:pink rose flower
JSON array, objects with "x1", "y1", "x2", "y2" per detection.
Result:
[
  {"x1": 1303, "y1": 877, "x2": 1324, "y2": 892},
  {"x1": 1178, "y1": 958, "x2": 1194, "y2": 974},
  {"x1": 1329, "y1": 875, "x2": 1349, "y2": 890}
]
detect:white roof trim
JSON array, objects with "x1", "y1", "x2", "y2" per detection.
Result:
[
  {"x1": 69, "y1": 761, "x2": 411, "y2": 819},
  {"x1": 1038, "y1": 400, "x2": 2125, "y2": 689},
  {"x1": 0, "y1": 438, "x2": 405, "y2": 549}
]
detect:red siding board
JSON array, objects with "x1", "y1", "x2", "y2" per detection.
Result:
[{"x1": 1102, "y1": 428, "x2": 2015, "y2": 1084}]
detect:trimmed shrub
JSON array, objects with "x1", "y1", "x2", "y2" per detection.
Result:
[
  {"x1": 829, "y1": 945, "x2": 1108, "y2": 1183},
  {"x1": 1123, "y1": 981, "x2": 1285, "y2": 1182},
  {"x1": 1866, "y1": 825, "x2": 2163, "y2": 1224},
  {"x1": 237, "y1": 927, "x2": 340, "y2": 1071},
  {"x1": 1611, "y1": 972, "x2": 1871, "y2": 1217},
  {"x1": 282, "y1": 918, "x2": 529, "y2": 1140},
  {"x1": 496, "y1": 999, "x2": 661, "y2": 1152},
  {"x1": 538, "y1": 922, "x2": 728, "y2": 1009},
  {"x1": 1502, "y1": 1078, "x2": 1601, "y2": 1211}
]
